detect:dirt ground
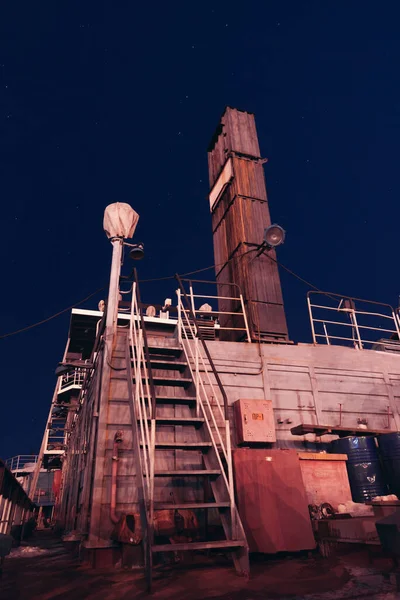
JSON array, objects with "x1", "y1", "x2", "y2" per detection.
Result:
[{"x1": 0, "y1": 531, "x2": 398, "y2": 600}]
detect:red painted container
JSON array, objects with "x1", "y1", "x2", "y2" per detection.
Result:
[{"x1": 233, "y1": 449, "x2": 315, "y2": 553}]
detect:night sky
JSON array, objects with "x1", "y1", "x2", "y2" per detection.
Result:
[{"x1": 1, "y1": 2, "x2": 400, "y2": 459}]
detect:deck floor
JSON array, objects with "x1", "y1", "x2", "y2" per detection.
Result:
[{"x1": 0, "y1": 530, "x2": 398, "y2": 599}]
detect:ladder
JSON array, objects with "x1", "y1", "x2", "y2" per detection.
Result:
[{"x1": 128, "y1": 271, "x2": 249, "y2": 591}]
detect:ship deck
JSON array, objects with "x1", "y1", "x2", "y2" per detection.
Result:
[{"x1": 0, "y1": 530, "x2": 397, "y2": 599}]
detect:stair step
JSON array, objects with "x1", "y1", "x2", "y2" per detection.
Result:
[
  {"x1": 148, "y1": 345, "x2": 183, "y2": 357},
  {"x1": 149, "y1": 359, "x2": 187, "y2": 372},
  {"x1": 152, "y1": 540, "x2": 245, "y2": 553},
  {"x1": 149, "y1": 395, "x2": 196, "y2": 406},
  {"x1": 153, "y1": 470, "x2": 221, "y2": 478},
  {"x1": 143, "y1": 416, "x2": 204, "y2": 427},
  {"x1": 140, "y1": 441, "x2": 212, "y2": 450},
  {"x1": 134, "y1": 376, "x2": 192, "y2": 388},
  {"x1": 111, "y1": 396, "x2": 197, "y2": 406},
  {"x1": 154, "y1": 502, "x2": 230, "y2": 510}
]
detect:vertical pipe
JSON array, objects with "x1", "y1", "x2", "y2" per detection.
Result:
[
  {"x1": 110, "y1": 431, "x2": 123, "y2": 524},
  {"x1": 226, "y1": 422, "x2": 236, "y2": 539},
  {"x1": 105, "y1": 237, "x2": 124, "y2": 339},
  {"x1": 86, "y1": 237, "x2": 124, "y2": 546}
]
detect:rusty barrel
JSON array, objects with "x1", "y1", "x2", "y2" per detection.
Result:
[
  {"x1": 330, "y1": 436, "x2": 387, "y2": 502},
  {"x1": 378, "y1": 432, "x2": 400, "y2": 498}
]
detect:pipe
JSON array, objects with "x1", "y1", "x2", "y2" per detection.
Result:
[{"x1": 110, "y1": 430, "x2": 123, "y2": 524}]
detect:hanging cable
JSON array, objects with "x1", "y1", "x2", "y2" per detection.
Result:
[
  {"x1": 0, "y1": 247, "x2": 339, "y2": 341},
  {"x1": 0, "y1": 285, "x2": 107, "y2": 340}
]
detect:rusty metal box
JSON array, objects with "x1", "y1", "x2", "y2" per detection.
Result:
[
  {"x1": 234, "y1": 399, "x2": 276, "y2": 444},
  {"x1": 298, "y1": 452, "x2": 352, "y2": 511}
]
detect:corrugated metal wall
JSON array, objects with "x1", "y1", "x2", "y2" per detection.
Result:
[
  {"x1": 59, "y1": 328, "x2": 400, "y2": 546},
  {"x1": 202, "y1": 342, "x2": 400, "y2": 447}
]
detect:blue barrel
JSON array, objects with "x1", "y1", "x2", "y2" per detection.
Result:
[
  {"x1": 378, "y1": 433, "x2": 400, "y2": 498},
  {"x1": 330, "y1": 436, "x2": 387, "y2": 502}
]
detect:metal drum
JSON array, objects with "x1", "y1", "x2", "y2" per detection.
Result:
[
  {"x1": 378, "y1": 432, "x2": 400, "y2": 498},
  {"x1": 330, "y1": 436, "x2": 387, "y2": 502}
]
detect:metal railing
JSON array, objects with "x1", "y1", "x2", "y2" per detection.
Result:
[
  {"x1": 307, "y1": 291, "x2": 400, "y2": 350},
  {"x1": 6, "y1": 455, "x2": 38, "y2": 473},
  {"x1": 176, "y1": 274, "x2": 237, "y2": 536},
  {"x1": 178, "y1": 279, "x2": 251, "y2": 342},
  {"x1": 29, "y1": 311, "x2": 107, "y2": 506},
  {"x1": 127, "y1": 271, "x2": 155, "y2": 589},
  {"x1": 59, "y1": 367, "x2": 86, "y2": 391}
]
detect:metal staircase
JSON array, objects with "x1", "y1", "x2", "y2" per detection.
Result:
[{"x1": 127, "y1": 271, "x2": 249, "y2": 590}]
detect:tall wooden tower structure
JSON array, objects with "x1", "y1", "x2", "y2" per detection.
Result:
[{"x1": 207, "y1": 107, "x2": 289, "y2": 342}]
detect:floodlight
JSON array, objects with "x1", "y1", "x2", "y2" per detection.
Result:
[{"x1": 263, "y1": 224, "x2": 286, "y2": 249}]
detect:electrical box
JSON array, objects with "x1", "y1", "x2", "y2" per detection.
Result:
[{"x1": 234, "y1": 399, "x2": 276, "y2": 445}]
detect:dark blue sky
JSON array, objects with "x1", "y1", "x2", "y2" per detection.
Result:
[{"x1": 1, "y1": 2, "x2": 400, "y2": 459}]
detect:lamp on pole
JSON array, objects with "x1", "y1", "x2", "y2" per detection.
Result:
[{"x1": 103, "y1": 202, "x2": 140, "y2": 341}]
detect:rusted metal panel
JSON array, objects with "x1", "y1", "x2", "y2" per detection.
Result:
[
  {"x1": 201, "y1": 341, "x2": 400, "y2": 447},
  {"x1": 208, "y1": 108, "x2": 288, "y2": 342},
  {"x1": 208, "y1": 108, "x2": 261, "y2": 187},
  {"x1": 233, "y1": 449, "x2": 315, "y2": 553},
  {"x1": 298, "y1": 452, "x2": 352, "y2": 510}
]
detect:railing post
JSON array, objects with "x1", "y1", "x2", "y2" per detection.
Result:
[
  {"x1": 195, "y1": 337, "x2": 200, "y2": 418},
  {"x1": 393, "y1": 309, "x2": 400, "y2": 342},
  {"x1": 240, "y1": 294, "x2": 251, "y2": 343},
  {"x1": 189, "y1": 283, "x2": 196, "y2": 315},
  {"x1": 307, "y1": 295, "x2": 317, "y2": 345},
  {"x1": 323, "y1": 322, "x2": 330, "y2": 345},
  {"x1": 177, "y1": 289, "x2": 182, "y2": 344},
  {"x1": 350, "y1": 310, "x2": 363, "y2": 350}
]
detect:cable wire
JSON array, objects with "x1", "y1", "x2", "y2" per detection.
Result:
[
  {"x1": 0, "y1": 248, "x2": 330, "y2": 341},
  {"x1": 137, "y1": 248, "x2": 257, "y2": 283},
  {"x1": 262, "y1": 251, "x2": 338, "y2": 301},
  {"x1": 0, "y1": 285, "x2": 107, "y2": 340}
]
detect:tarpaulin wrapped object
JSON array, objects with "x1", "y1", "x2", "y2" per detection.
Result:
[{"x1": 103, "y1": 203, "x2": 139, "y2": 239}]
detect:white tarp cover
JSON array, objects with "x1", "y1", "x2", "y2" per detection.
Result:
[{"x1": 103, "y1": 203, "x2": 139, "y2": 239}]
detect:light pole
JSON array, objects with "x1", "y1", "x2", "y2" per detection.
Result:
[
  {"x1": 103, "y1": 202, "x2": 140, "y2": 341},
  {"x1": 85, "y1": 203, "x2": 140, "y2": 548}
]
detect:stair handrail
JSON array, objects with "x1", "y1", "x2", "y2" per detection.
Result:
[
  {"x1": 127, "y1": 279, "x2": 156, "y2": 590},
  {"x1": 175, "y1": 274, "x2": 229, "y2": 420},
  {"x1": 133, "y1": 269, "x2": 158, "y2": 420},
  {"x1": 176, "y1": 275, "x2": 237, "y2": 535},
  {"x1": 129, "y1": 280, "x2": 155, "y2": 507},
  {"x1": 125, "y1": 334, "x2": 153, "y2": 591}
]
